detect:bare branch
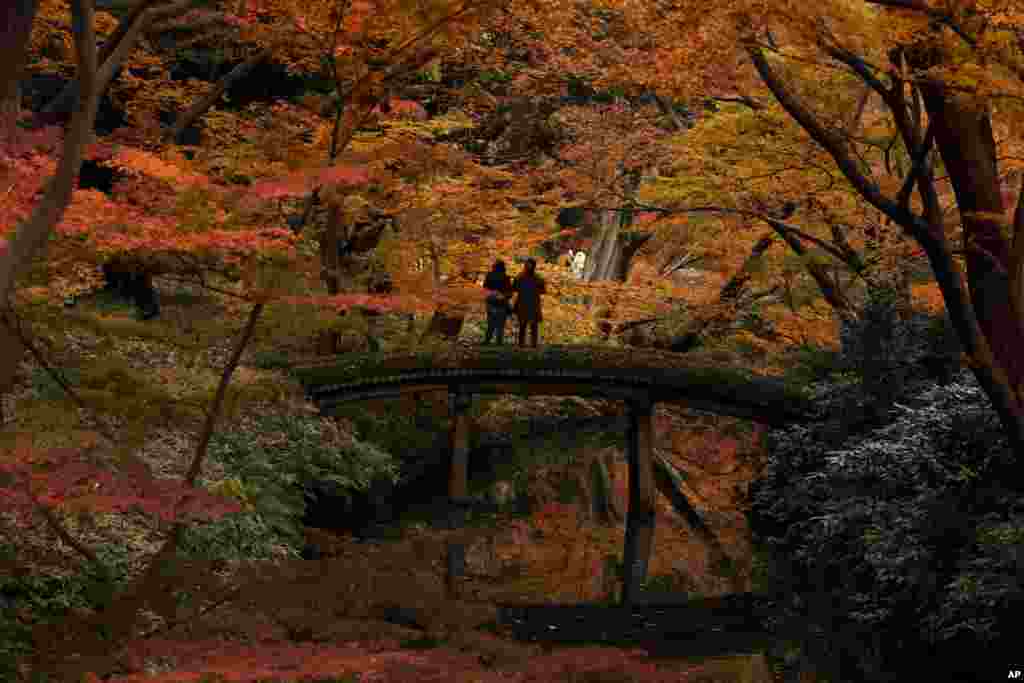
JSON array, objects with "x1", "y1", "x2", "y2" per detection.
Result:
[
  {"x1": 43, "y1": 0, "x2": 199, "y2": 116},
  {"x1": 185, "y1": 302, "x2": 263, "y2": 485},
  {"x1": 744, "y1": 39, "x2": 928, "y2": 235},
  {"x1": 709, "y1": 95, "x2": 765, "y2": 111},
  {"x1": 166, "y1": 47, "x2": 272, "y2": 143},
  {"x1": 894, "y1": 121, "x2": 935, "y2": 207},
  {"x1": 864, "y1": 0, "x2": 978, "y2": 47},
  {"x1": 35, "y1": 497, "x2": 102, "y2": 566}
]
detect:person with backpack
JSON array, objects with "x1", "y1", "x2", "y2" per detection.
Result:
[{"x1": 482, "y1": 260, "x2": 514, "y2": 344}]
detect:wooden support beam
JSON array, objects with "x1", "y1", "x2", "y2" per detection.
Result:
[
  {"x1": 621, "y1": 394, "x2": 656, "y2": 607},
  {"x1": 446, "y1": 388, "x2": 473, "y2": 598},
  {"x1": 448, "y1": 389, "x2": 473, "y2": 502}
]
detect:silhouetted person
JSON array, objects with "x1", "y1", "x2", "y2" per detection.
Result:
[
  {"x1": 513, "y1": 258, "x2": 546, "y2": 347},
  {"x1": 482, "y1": 260, "x2": 513, "y2": 344}
]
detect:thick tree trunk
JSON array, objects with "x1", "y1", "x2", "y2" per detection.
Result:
[
  {"x1": 917, "y1": 86, "x2": 1024, "y2": 402},
  {"x1": 582, "y1": 209, "x2": 622, "y2": 282},
  {"x1": 583, "y1": 169, "x2": 643, "y2": 283}
]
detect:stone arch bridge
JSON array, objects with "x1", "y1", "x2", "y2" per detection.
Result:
[{"x1": 293, "y1": 345, "x2": 817, "y2": 605}]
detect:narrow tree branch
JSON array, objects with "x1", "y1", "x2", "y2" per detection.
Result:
[
  {"x1": 895, "y1": 121, "x2": 936, "y2": 208},
  {"x1": 759, "y1": 215, "x2": 855, "y2": 315},
  {"x1": 132, "y1": 583, "x2": 243, "y2": 642},
  {"x1": 98, "y1": 0, "x2": 157, "y2": 65},
  {"x1": 615, "y1": 317, "x2": 662, "y2": 334},
  {"x1": 1, "y1": 309, "x2": 118, "y2": 443},
  {"x1": 185, "y1": 302, "x2": 263, "y2": 485},
  {"x1": 166, "y1": 47, "x2": 272, "y2": 143},
  {"x1": 43, "y1": 0, "x2": 197, "y2": 116},
  {"x1": 821, "y1": 41, "x2": 892, "y2": 97},
  {"x1": 709, "y1": 95, "x2": 765, "y2": 110},
  {"x1": 847, "y1": 84, "x2": 872, "y2": 135},
  {"x1": 864, "y1": 0, "x2": 977, "y2": 47},
  {"x1": 720, "y1": 232, "x2": 776, "y2": 301},
  {"x1": 34, "y1": 496, "x2": 102, "y2": 566},
  {"x1": 745, "y1": 40, "x2": 927, "y2": 235}
]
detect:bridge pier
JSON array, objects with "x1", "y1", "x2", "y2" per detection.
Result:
[
  {"x1": 449, "y1": 389, "x2": 473, "y2": 502},
  {"x1": 446, "y1": 389, "x2": 473, "y2": 597},
  {"x1": 621, "y1": 394, "x2": 656, "y2": 607}
]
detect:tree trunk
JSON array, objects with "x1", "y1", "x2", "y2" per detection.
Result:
[
  {"x1": 663, "y1": 232, "x2": 781, "y2": 351},
  {"x1": 583, "y1": 169, "x2": 642, "y2": 282},
  {"x1": 419, "y1": 241, "x2": 465, "y2": 343},
  {"x1": 719, "y1": 232, "x2": 776, "y2": 301},
  {"x1": 421, "y1": 310, "x2": 465, "y2": 341},
  {"x1": 317, "y1": 204, "x2": 343, "y2": 354},
  {"x1": 0, "y1": 0, "x2": 100, "y2": 403},
  {"x1": 582, "y1": 209, "x2": 622, "y2": 282},
  {"x1": 166, "y1": 47, "x2": 272, "y2": 143},
  {"x1": 41, "y1": 0, "x2": 191, "y2": 118},
  {"x1": 1, "y1": 81, "x2": 21, "y2": 145},
  {"x1": 916, "y1": 86, "x2": 1024, "y2": 402},
  {"x1": 589, "y1": 456, "x2": 621, "y2": 525},
  {"x1": 651, "y1": 452, "x2": 737, "y2": 586},
  {"x1": 0, "y1": 0, "x2": 39, "y2": 134}
]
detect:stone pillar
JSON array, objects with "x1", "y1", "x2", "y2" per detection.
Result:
[
  {"x1": 621, "y1": 394, "x2": 656, "y2": 607},
  {"x1": 446, "y1": 389, "x2": 473, "y2": 597}
]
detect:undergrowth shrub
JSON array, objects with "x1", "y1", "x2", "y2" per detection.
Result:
[
  {"x1": 752, "y1": 370, "x2": 1021, "y2": 680},
  {"x1": 839, "y1": 282, "x2": 962, "y2": 418},
  {"x1": 251, "y1": 349, "x2": 292, "y2": 370},
  {"x1": 0, "y1": 537, "x2": 134, "y2": 683},
  {"x1": 30, "y1": 366, "x2": 81, "y2": 401},
  {"x1": 181, "y1": 414, "x2": 399, "y2": 560}
]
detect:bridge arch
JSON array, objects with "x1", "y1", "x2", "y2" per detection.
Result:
[{"x1": 295, "y1": 345, "x2": 816, "y2": 605}]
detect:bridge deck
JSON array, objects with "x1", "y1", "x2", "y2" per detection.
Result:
[{"x1": 292, "y1": 344, "x2": 818, "y2": 426}]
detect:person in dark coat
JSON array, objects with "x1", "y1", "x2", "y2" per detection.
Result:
[
  {"x1": 482, "y1": 260, "x2": 514, "y2": 344},
  {"x1": 512, "y1": 258, "x2": 546, "y2": 347}
]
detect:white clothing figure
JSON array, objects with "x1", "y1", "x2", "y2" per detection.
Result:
[{"x1": 571, "y1": 250, "x2": 587, "y2": 279}]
